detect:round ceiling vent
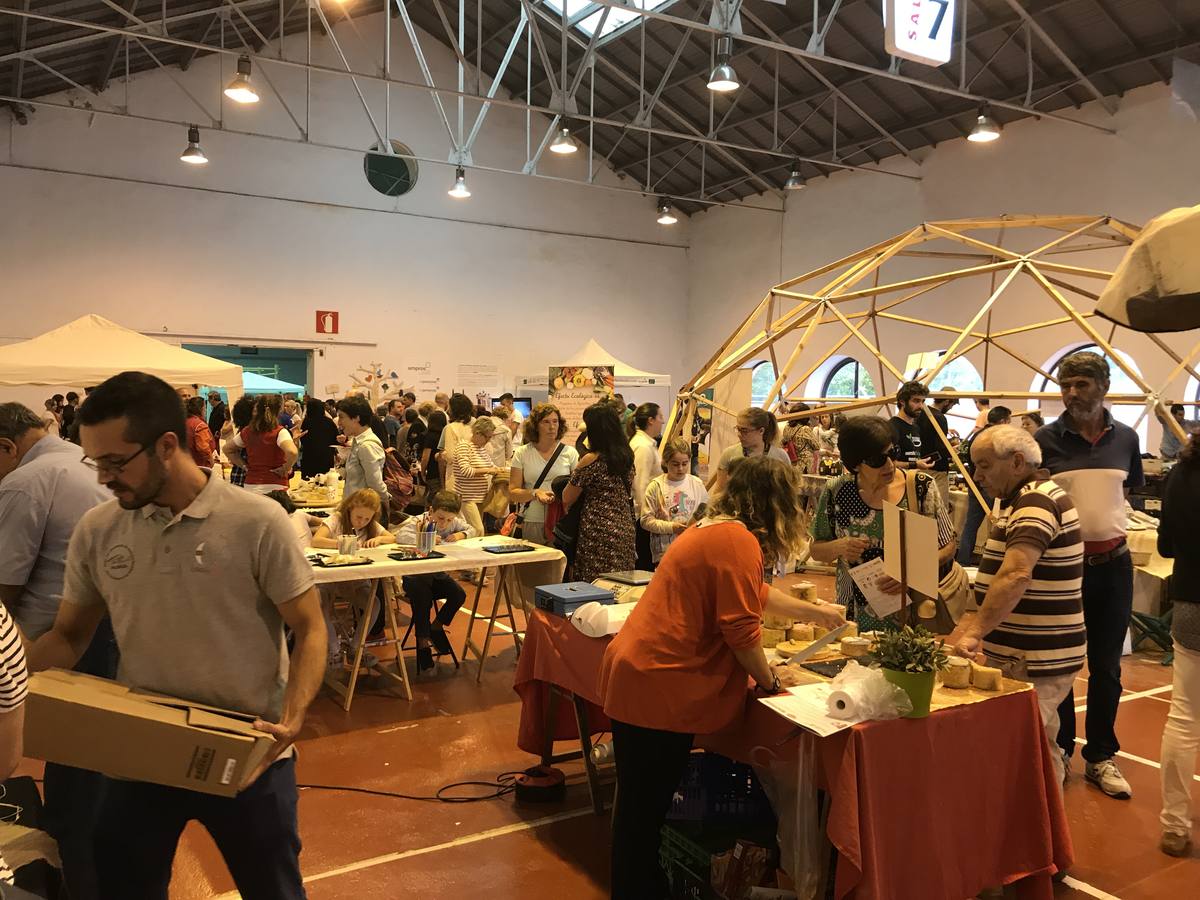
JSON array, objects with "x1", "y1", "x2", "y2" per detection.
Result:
[{"x1": 363, "y1": 140, "x2": 419, "y2": 196}]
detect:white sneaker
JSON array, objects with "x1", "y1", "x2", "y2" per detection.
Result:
[{"x1": 1085, "y1": 758, "x2": 1132, "y2": 799}]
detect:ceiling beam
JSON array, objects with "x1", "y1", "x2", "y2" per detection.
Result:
[
  {"x1": 1000, "y1": 0, "x2": 1117, "y2": 114},
  {"x1": 93, "y1": 0, "x2": 140, "y2": 93},
  {"x1": 572, "y1": 0, "x2": 1115, "y2": 134}
]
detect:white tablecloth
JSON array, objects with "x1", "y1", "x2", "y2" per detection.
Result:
[{"x1": 308, "y1": 537, "x2": 566, "y2": 611}]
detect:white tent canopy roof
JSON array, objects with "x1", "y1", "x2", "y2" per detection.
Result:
[
  {"x1": 0, "y1": 315, "x2": 244, "y2": 397},
  {"x1": 242, "y1": 371, "x2": 305, "y2": 395},
  {"x1": 519, "y1": 339, "x2": 670, "y2": 388}
]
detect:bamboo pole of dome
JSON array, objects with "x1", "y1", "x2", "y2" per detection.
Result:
[
  {"x1": 831, "y1": 260, "x2": 1016, "y2": 304},
  {"x1": 921, "y1": 396, "x2": 989, "y2": 511},
  {"x1": 986, "y1": 338, "x2": 1058, "y2": 384},
  {"x1": 823, "y1": 304, "x2": 906, "y2": 383},
  {"x1": 824, "y1": 228, "x2": 928, "y2": 300},
  {"x1": 765, "y1": 301, "x2": 824, "y2": 410},
  {"x1": 919, "y1": 265, "x2": 1024, "y2": 387},
  {"x1": 773, "y1": 229, "x2": 916, "y2": 292},
  {"x1": 783, "y1": 333, "x2": 855, "y2": 403},
  {"x1": 923, "y1": 224, "x2": 1022, "y2": 260},
  {"x1": 1033, "y1": 260, "x2": 1117, "y2": 281},
  {"x1": 1024, "y1": 266, "x2": 1153, "y2": 393},
  {"x1": 868, "y1": 267, "x2": 892, "y2": 417},
  {"x1": 1146, "y1": 333, "x2": 1200, "y2": 387},
  {"x1": 1031, "y1": 217, "x2": 1110, "y2": 256}
]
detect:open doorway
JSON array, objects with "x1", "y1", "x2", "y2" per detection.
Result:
[{"x1": 183, "y1": 344, "x2": 313, "y2": 397}]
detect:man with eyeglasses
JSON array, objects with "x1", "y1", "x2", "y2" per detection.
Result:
[
  {"x1": 0, "y1": 402, "x2": 112, "y2": 899},
  {"x1": 25, "y1": 372, "x2": 326, "y2": 898}
]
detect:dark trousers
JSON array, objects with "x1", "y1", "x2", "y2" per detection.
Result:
[
  {"x1": 634, "y1": 524, "x2": 654, "y2": 572},
  {"x1": 1057, "y1": 550, "x2": 1134, "y2": 763},
  {"x1": 610, "y1": 720, "x2": 694, "y2": 900},
  {"x1": 42, "y1": 617, "x2": 119, "y2": 900},
  {"x1": 402, "y1": 572, "x2": 466, "y2": 643},
  {"x1": 93, "y1": 757, "x2": 304, "y2": 900},
  {"x1": 956, "y1": 488, "x2": 992, "y2": 566}
]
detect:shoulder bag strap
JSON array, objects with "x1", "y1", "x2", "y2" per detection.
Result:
[{"x1": 532, "y1": 442, "x2": 566, "y2": 491}]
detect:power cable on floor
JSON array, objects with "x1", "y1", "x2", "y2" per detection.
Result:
[{"x1": 297, "y1": 772, "x2": 525, "y2": 804}]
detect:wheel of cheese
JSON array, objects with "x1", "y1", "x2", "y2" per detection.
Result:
[
  {"x1": 760, "y1": 627, "x2": 786, "y2": 648},
  {"x1": 790, "y1": 582, "x2": 818, "y2": 601},
  {"x1": 970, "y1": 661, "x2": 1002, "y2": 691},
  {"x1": 764, "y1": 614, "x2": 795, "y2": 630},
  {"x1": 840, "y1": 636, "x2": 870, "y2": 658},
  {"x1": 775, "y1": 640, "x2": 810, "y2": 658},
  {"x1": 941, "y1": 658, "x2": 971, "y2": 689},
  {"x1": 789, "y1": 623, "x2": 815, "y2": 642}
]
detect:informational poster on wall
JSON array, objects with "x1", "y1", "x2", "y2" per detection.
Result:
[
  {"x1": 405, "y1": 361, "x2": 442, "y2": 396},
  {"x1": 456, "y1": 363, "x2": 502, "y2": 397},
  {"x1": 548, "y1": 365, "x2": 615, "y2": 445}
]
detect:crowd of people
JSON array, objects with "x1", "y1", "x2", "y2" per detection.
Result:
[{"x1": 7, "y1": 349, "x2": 1199, "y2": 898}]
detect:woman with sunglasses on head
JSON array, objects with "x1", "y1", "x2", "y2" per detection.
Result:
[
  {"x1": 710, "y1": 407, "x2": 791, "y2": 495},
  {"x1": 809, "y1": 416, "x2": 956, "y2": 633}
]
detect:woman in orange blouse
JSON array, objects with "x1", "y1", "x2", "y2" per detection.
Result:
[{"x1": 598, "y1": 456, "x2": 845, "y2": 900}]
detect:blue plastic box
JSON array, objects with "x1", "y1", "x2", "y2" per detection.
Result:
[{"x1": 534, "y1": 582, "x2": 615, "y2": 616}]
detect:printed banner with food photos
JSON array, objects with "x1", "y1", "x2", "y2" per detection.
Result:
[{"x1": 548, "y1": 365, "x2": 615, "y2": 446}]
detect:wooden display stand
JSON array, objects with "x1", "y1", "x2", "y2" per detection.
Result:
[{"x1": 667, "y1": 214, "x2": 1196, "y2": 512}]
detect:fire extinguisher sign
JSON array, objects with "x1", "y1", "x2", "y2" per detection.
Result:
[{"x1": 315, "y1": 310, "x2": 339, "y2": 334}]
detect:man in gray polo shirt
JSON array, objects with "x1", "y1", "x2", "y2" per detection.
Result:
[
  {"x1": 0, "y1": 402, "x2": 113, "y2": 900},
  {"x1": 27, "y1": 371, "x2": 326, "y2": 899}
]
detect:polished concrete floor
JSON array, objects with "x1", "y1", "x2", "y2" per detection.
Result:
[{"x1": 22, "y1": 571, "x2": 1200, "y2": 898}]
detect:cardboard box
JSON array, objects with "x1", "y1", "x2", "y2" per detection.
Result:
[{"x1": 24, "y1": 670, "x2": 275, "y2": 797}]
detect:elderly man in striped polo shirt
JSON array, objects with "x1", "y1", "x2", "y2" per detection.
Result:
[{"x1": 948, "y1": 425, "x2": 1086, "y2": 788}]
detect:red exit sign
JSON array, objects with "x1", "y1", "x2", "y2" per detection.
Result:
[{"x1": 316, "y1": 310, "x2": 339, "y2": 334}]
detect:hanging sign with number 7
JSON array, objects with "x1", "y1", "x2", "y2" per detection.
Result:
[{"x1": 884, "y1": 0, "x2": 957, "y2": 67}]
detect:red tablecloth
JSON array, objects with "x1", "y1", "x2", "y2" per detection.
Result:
[{"x1": 513, "y1": 611, "x2": 1073, "y2": 900}]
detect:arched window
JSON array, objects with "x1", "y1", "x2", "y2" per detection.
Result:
[
  {"x1": 1034, "y1": 343, "x2": 1147, "y2": 444},
  {"x1": 925, "y1": 356, "x2": 984, "y2": 435},
  {"x1": 822, "y1": 358, "x2": 877, "y2": 398},
  {"x1": 750, "y1": 361, "x2": 777, "y2": 408}
]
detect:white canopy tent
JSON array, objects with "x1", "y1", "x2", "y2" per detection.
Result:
[
  {"x1": 242, "y1": 371, "x2": 305, "y2": 395},
  {"x1": 517, "y1": 339, "x2": 671, "y2": 390},
  {"x1": 0, "y1": 315, "x2": 244, "y2": 401}
]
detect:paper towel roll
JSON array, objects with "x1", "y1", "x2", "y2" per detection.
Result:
[{"x1": 827, "y1": 688, "x2": 861, "y2": 720}]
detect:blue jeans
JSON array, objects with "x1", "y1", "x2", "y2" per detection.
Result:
[
  {"x1": 1056, "y1": 550, "x2": 1134, "y2": 763},
  {"x1": 93, "y1": 757, "x2": 304, "y2": 899},
  {"x1": 956, "y1": 488, "x2": 992, "y2": 565}
]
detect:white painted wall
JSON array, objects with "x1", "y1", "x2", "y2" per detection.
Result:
[
  {"x1": 686, "y1": 83, "x2": 1200, "y2": 452},
  {"x1": 0, "y1": 12, "x2": 688, "y2": 410}
]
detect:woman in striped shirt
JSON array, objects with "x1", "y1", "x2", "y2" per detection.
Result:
[{"x1": 454, "y1": 417, "x2": 507, "y2": 540}]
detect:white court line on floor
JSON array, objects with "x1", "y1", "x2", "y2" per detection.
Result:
[
  {"x1": 213, "y1": 806, "x2": 595, "y2": 897},
  {"x1": 1074, "y1": 683, "x2": 1172, "y2": 713},
  {"x1": 1074, "y1": 738, "x2": 1200, "y2": 782},
  {"x1": 1061, "y1": 875, "x2": 1124, "y2": 900}
]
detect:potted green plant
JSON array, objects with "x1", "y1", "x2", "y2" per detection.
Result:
[{"x1": 871, "y1": 625, "x2": 949, "y2": 718}]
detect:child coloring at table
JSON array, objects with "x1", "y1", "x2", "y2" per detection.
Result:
[
  {"x1": 312, "y1": 489, "x2": 396, "y2": 549},
  {"x1": 395, "y1": 491, "x2": 476, "y2": 672},
  {"x1": 311, "y1": 489, "x2": 394, "y2": 669}
]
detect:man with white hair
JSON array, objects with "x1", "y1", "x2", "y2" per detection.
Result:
[{"x1": 949, "y1": 425, "x2": 1086, "y2": 787}]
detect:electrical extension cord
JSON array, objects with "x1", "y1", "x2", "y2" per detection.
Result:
[{"x1": 297, "y1": 772, "x2": 525, "y2": 804}]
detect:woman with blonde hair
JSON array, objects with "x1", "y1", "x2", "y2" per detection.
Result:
[
  {"x1": 222, "y1": 393, "x2": 298, "y2": 494},
  {"x1": 710, "y1": 406, "x2": 790, "y2": 494},
  {"x1": 454, "y1": 417, "x2": 507, "y2": 538},
  {"x1": 599, "y1": 456, "x2": 845, "y2": 898}
]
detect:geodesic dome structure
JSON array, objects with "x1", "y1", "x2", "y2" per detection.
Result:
[{"x1": 667, "y1": 214, "x2": 1197, "y2": 502}]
